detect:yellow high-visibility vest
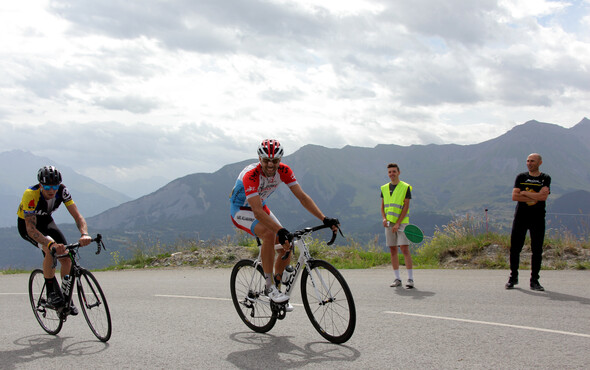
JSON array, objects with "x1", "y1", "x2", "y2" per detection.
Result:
[{"x1": 381, "y1": 181, "x2": 411, "y2": 224}]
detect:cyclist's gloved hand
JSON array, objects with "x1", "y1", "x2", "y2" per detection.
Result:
[
  {"x1": 277, "y1": 228, "x2": 292, "y2": 245},
  {"x1": 323, "y1": 217, "x2": 340, "y2": 228}
]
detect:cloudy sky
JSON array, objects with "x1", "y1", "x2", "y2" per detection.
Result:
[{"x1": 1, "y1": 0, "x2": 589, "y2": 195}]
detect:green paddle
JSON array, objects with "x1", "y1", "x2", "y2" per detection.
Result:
[{"x1": 404, "y1": 224, "x2": 424, "y2": 243}]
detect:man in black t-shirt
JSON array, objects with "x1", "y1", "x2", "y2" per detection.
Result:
[{"x1": 505, "y1": 153, "x2": 551, "y2": 291}]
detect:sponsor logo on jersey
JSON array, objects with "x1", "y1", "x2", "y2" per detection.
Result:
[
  {"x1": 62, "y1": 187, "x2": 73, "y2": 202},
  {"x1": 236, "y1": 215, "x2": 255, "y2": 222}
]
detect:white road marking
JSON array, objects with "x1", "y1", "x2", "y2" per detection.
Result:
[
  {"x1": 385, "y1": 311, "x2": 590, "y2": 338},
  {"x1": 155, "y1": 294, "x2": 303, "y2": 307},
  {"x1": 155, "y1": 294, "x2": 231, "y2": 302}
]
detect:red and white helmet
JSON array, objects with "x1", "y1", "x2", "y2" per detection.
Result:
[{"x1": 257, "y1": 139, "x2": 284, "y2": 159}]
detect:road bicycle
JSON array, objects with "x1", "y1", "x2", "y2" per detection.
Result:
[
  {"x1": 28, "y1": 234, "x2": 112, "y2": 342},
  {"x1": 230, "y1": 224, "x2": 356, "y2": 344}
]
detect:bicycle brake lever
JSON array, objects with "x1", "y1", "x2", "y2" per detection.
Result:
[
  {"x1": 96, "y1": 240, "x2": 105, "y2": 255},
  {"x1": 326, "y1": 226, "x2": 344, "y2": 246},
  {"x1": 51, "y1": 247, "x2": 58, "y2": 269},
  {"x1": 281, "y1": 246, "x2": 292, "y2": 260},
  {"x1": 280, "y1": 233, "x2": 294, "y2": 260}
]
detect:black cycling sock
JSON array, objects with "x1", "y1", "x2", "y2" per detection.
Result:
[{"x1": 45, "y1": 278, "x2": 54, "y2": 294}]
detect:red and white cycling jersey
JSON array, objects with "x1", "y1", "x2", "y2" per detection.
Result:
[{"x1": 230, "y1": 162, "x2": 298, "y2": 207}]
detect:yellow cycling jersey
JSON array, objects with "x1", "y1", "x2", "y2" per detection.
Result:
[{"x1": 17, "y1": 184, "x2": 75, "y2": 219}]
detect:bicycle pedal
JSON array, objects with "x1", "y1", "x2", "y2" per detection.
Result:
[{"x1": 271, "y1": 301, "x2": 287, "y2": 320}]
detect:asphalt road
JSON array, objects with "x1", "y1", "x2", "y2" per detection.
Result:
[{"x1": 1, "y1": 268, "x2": 589, "y2": 369}]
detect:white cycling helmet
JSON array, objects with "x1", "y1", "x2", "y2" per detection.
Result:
[{"x1": 257, "y1": 139, "x2": 284, "y2": 159}]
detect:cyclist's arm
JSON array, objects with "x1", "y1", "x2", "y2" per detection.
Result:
[
  {"x1": 247, "y1": 195, "x2": 283, "y2": 234},
  {"x1": 66, "y1": 203, "x2": 92, "y2": 246},
  {"x1": 24, "y1": 214, "x2": 54, "y2": 248},
  {"x1": 289, "y1": 184, "x2": 326, "y2": 221}
]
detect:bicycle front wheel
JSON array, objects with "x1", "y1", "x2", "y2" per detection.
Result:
[
  {"x1": 301, "y1": 260, "x2": 356, "y2": 344},
  {"x1": 77, "y1": 269, "x2": 112, "y2": 342},
  {"x1": 28, "y1": 269, "x2": 63, "y2": 335},
  {"x1": 230, "y1": 259, "x2": 277, "y2": 333}
]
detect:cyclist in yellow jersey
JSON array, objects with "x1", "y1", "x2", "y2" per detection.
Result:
[{"x1": 17, "y1": 166, "x2": 92, "y2": 312}]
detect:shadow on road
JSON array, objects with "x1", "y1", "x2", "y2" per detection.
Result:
[
  {"x1": 517, "y1": 289, "x2": 590, "y2": 305},
  {"x1": 1, "y1": 335, "x2": 109, "y2": 369},
  {"x1": 226, "y1": 332, "x2": 360, "y2": 369},
  {"x1": 393, "y1": 288, "x2": 436, "y2": 300}
]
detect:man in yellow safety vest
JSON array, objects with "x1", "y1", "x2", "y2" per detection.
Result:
[{"x1": 380, "y1": 163, "x2": 414, "y2": 289}]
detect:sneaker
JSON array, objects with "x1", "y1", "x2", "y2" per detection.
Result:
[
  {"x1": 505, "y1": 277, "x2": 518, "y2": 289},
  {"x1": 47, "y1": 291, "x2": 64, "y2": 308},
  {"x1": 285, "y1": 302, "x2": 294, "y2": 312},
  {"x1": 68, "y1": 302, "x2": 79, "y2": 316},
  {"x1": 390, "y1": 279, "x2": 402, "y2": 287},
  {"x1": 530, "y1": 280, "x2": 545, "y2": 291},
  {"x1": 405, "y1": 279, "x2": 414, "y2": 289},
  {"x1": 266, "y1": 285, "x2": 289, "y2": 303}
]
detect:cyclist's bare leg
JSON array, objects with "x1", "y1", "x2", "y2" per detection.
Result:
[
  {"x1": 59, "y1": 257, "x2": 71, "y2": 279},
  {"x1": 42, "y1": 251, "x2": 56, "y2": 279},
  {"x1": 254, "y1": 223, "x2": 277, "y2": 280},
  {"x1": 42, "y1": 247, "x2": 71, "y2": 279},
  {"x1": 274, "y1": 249, "x2": 291, "y2": 278}
]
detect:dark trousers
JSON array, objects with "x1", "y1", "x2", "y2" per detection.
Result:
[{"x1": 509, "y1": 215, "x2": 545, "y2": 281}]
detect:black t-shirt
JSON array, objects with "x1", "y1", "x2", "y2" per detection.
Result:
[{"x1": 513, "y1": 172, "x2": 551, "y2": 216}]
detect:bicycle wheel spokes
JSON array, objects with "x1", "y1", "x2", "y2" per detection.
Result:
[
  {"x1": 77, "y1": 269, "x2": 112, "y2": 342},
  {"x1": 301, "y1": 260, "x2": 356, "y2": 344},
  {"x1": 230, "y1": 259, "x2": 277, "y2": 333},
  {"x1": 28, "y1": 269, "x2": 63, "y2": 335}
]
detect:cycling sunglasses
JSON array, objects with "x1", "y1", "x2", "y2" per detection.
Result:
[
  {"x1": 261, "y1": 158, "x2": 281, "y2": 164},
  {"x1": 42, "y1": 184, "x2": 60, "y2": 191}
]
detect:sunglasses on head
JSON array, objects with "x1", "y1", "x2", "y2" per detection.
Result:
[{"x1": 42, "y1": 184, "x2": 60, "y2": 191}]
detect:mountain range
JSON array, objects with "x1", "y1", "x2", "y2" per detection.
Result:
[
  {"x1": 0, "y1": 150, "x2": 131, "y2": 228},
  {"x1": 88, "y1": 118, "x2": 590, "y2": 235},
  {"x1": 2, "y1": 118, "x2": 589, "y2": 269}
]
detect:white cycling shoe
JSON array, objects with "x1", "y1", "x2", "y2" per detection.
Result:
[
  {"x1": 285, "y1": 302, "x2": 294, "y2": 312},
  {"x1": 266, "y1": 285, "x2": 289, "y2": 303}
]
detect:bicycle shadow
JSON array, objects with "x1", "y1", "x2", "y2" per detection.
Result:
[
  {"x1": 392, "y1": 287, "x2": 436, "y2": 300},
  {"x1": 516, "y1": 288, "x2": 590, "y2": 305},
  {"x1": 1, "y1": 335, "x2": 109, "y2": 369},
  {"x1": 226, "y1": 332, "x2": 360, "y2": 369}
]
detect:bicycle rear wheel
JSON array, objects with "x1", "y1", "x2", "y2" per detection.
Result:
[
  {"x1": 230, "y1": 259, "x2": 277, "y2": 333},
  {"x1": 301, "y1": 260, "x2": 356, "y2": 344},
  {"x1": 77, "y1": 269, "x2": 112, "y2": 342},
  {"x1": 28, "y1": 269, "x2": 63, "y2": 335}
]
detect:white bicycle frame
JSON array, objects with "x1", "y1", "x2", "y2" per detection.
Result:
[{"x1": 250, "y1": 234, "x2": 334, "y2": 307}]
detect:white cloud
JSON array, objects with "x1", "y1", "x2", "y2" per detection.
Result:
[
  {"x1": 499, "y1": 0, "x2": 569, "y2": 19},
  {"x1": 0, "y1": 0, "x2": 589, "y2": 195}
]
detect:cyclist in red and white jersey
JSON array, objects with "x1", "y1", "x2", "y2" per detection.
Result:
[{"x1": 230, "y1": 139, "x2": 339, "y2": 304}]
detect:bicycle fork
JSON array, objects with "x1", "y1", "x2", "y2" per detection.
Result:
[
  {"x1": 306, "y1": 265, "x2": 336, "y2": 306},
  {"x1": 76, "y1": 274, "x2": 102, "y2": 310}
]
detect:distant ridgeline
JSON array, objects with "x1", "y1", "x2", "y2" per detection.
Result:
[{"x1": 1, "y1": 119, "x2": 589, "y2": 269}]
